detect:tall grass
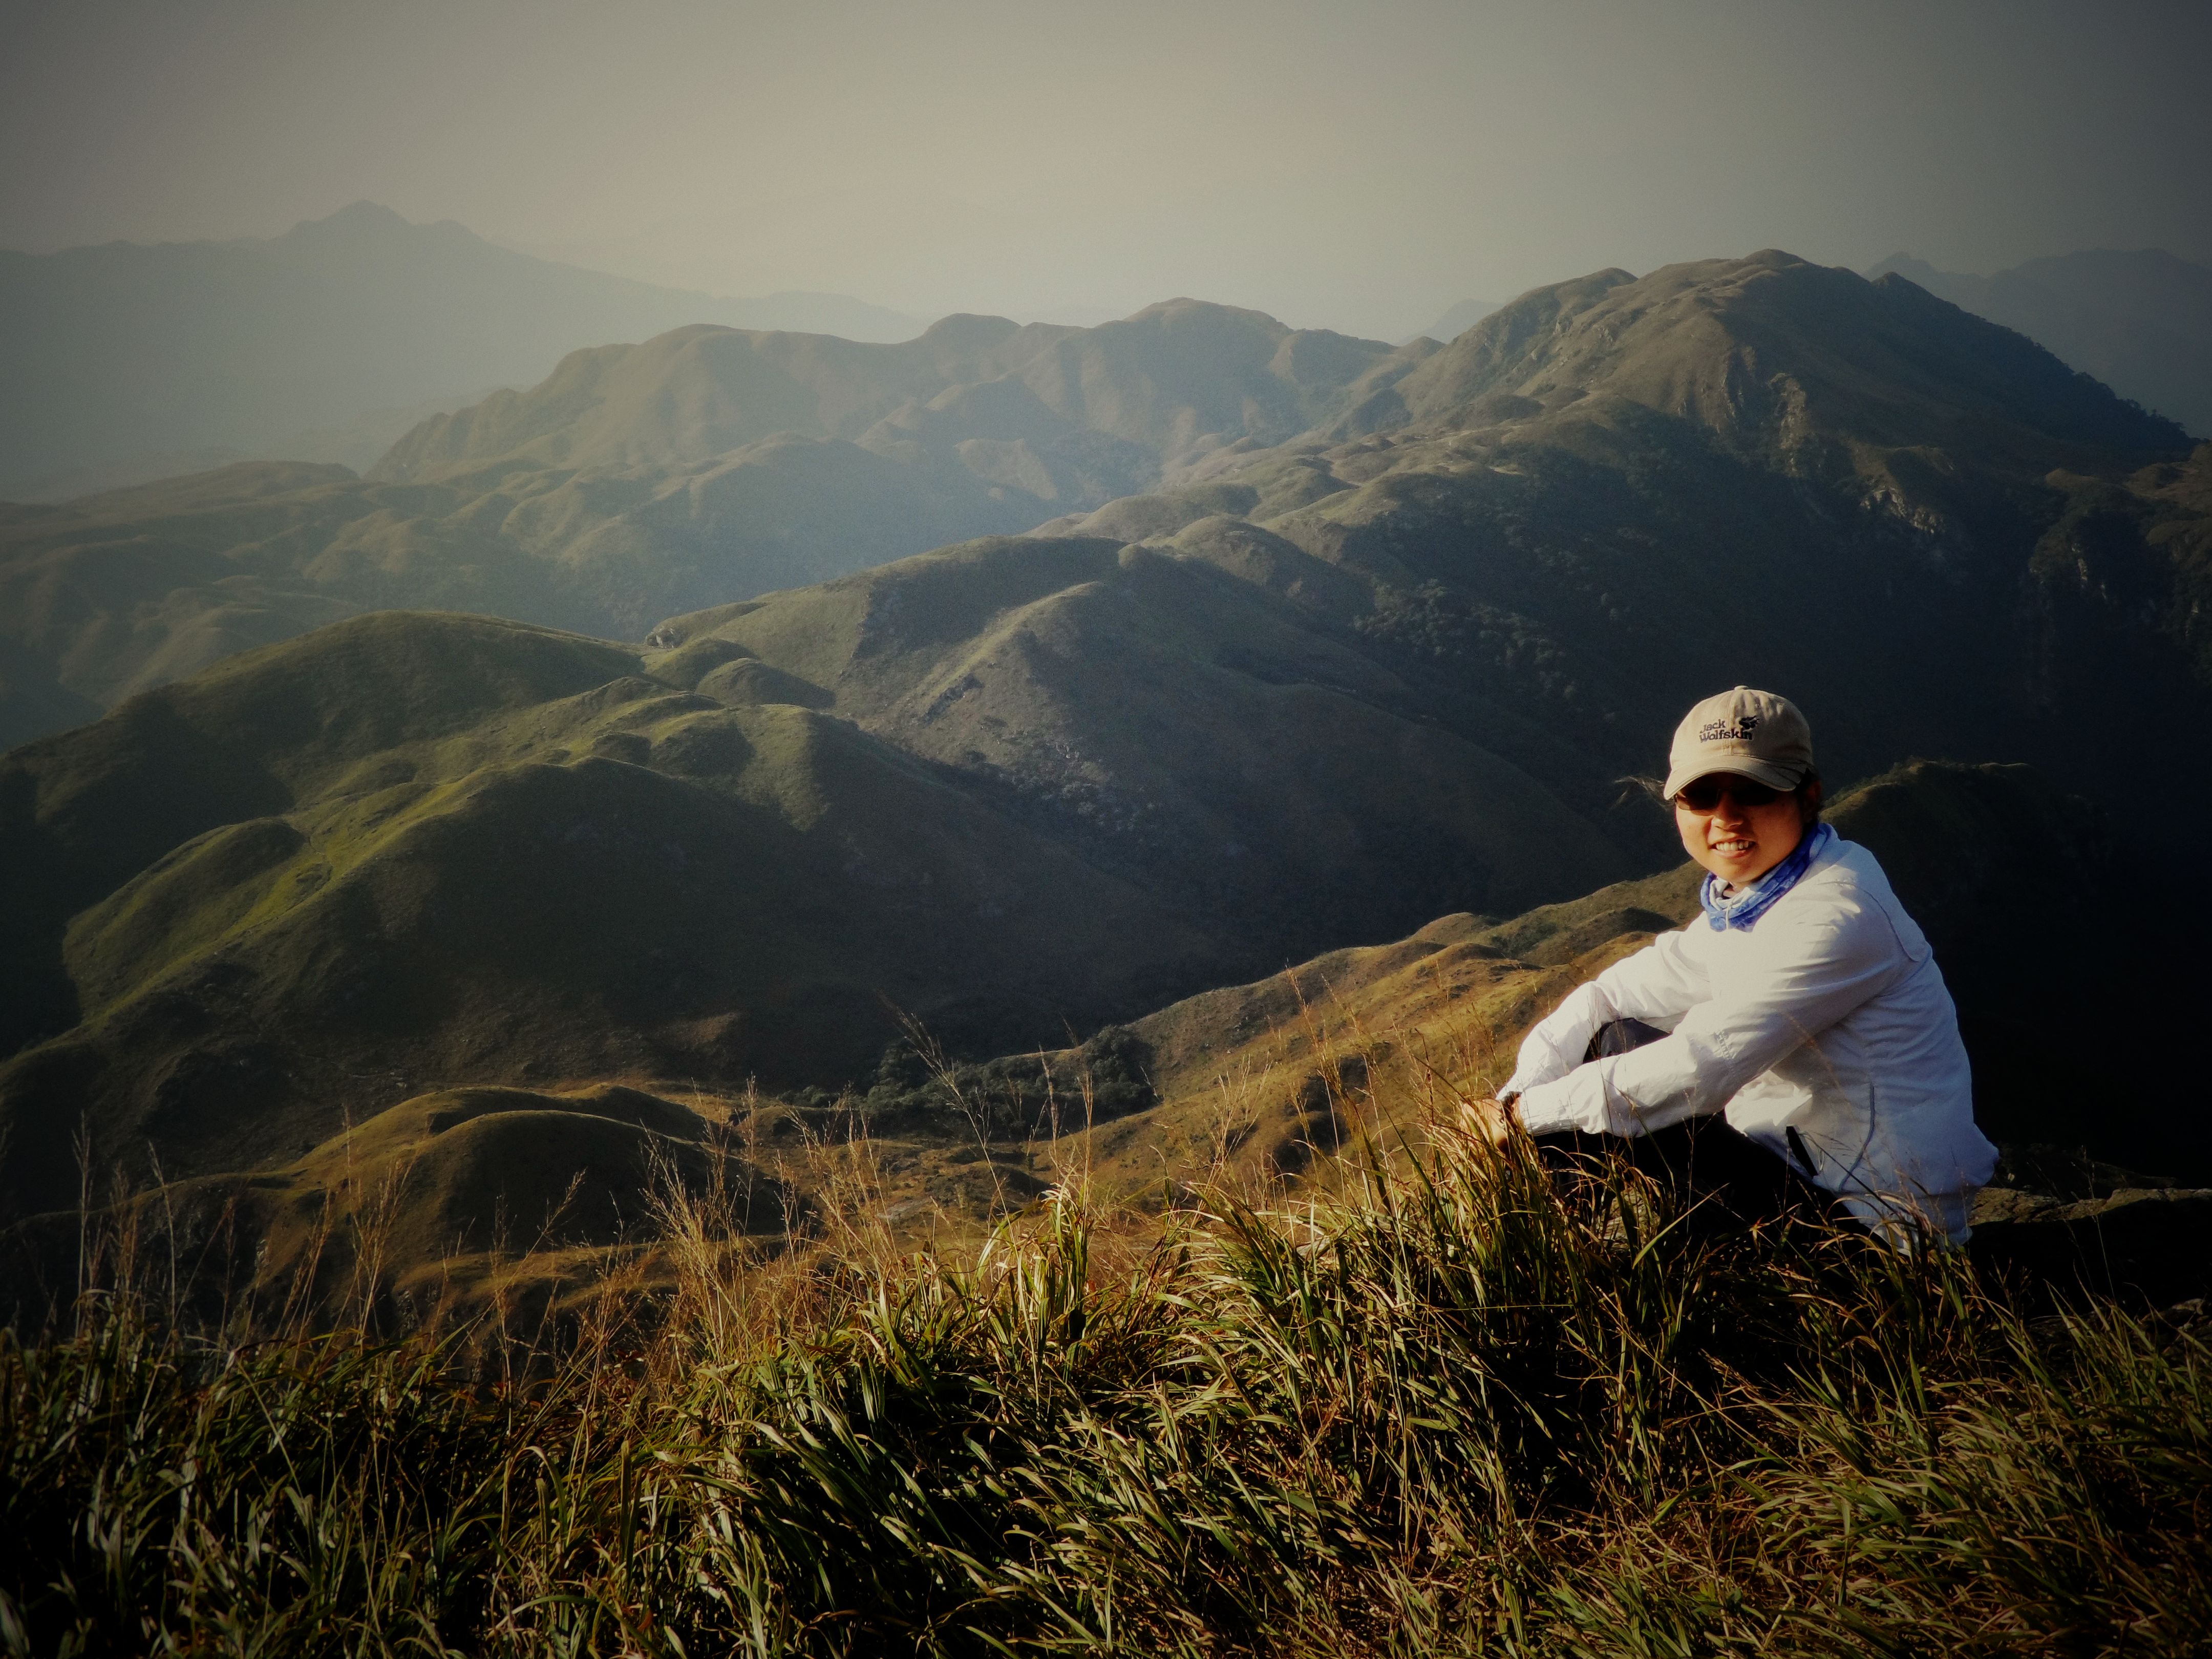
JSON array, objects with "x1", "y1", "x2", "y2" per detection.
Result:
[{"x1": 5, "y1": 1114, "x2": 2207, "y2": 1656}]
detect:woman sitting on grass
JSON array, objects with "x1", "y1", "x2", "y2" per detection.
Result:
[{"x1": 1477, "y1": 686, "x2": 1998, "y2": 1245}]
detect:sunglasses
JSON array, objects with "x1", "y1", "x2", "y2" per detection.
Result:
[{"x1": 1674, "y1": 776, "x2": 1784, "y2": 812}]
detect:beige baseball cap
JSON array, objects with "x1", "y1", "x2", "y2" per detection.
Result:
[{"x1": 1663, "y1": 686, "x2": 1814, "y2": 799}]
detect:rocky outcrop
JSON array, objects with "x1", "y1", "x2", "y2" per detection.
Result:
[{"x1": 1970, "y1": 1151, "x2": 2212, "y2": 1305}]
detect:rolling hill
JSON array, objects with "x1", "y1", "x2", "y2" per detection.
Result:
[
  {"x1": 0, "y1": 201, "x2": 923, "y2": 499},
  {"x1": 0, "y1": 609, "x2": 1236, "y2": 1216}
]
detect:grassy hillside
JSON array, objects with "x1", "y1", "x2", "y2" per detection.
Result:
[
  {"x1": 0, "y1": 1079, "x2": 793, "y2": 1339},
  {"x1": 0, "y1": 610, "x2": 1224, "y2": 1219},
  {"x1": 648, "y1": 534, "x2": 1631, "y2": 953},
  {"x1": 6, "y1": 766, "x2": 2198, "y2": 1650},
  {"x1": 1024, "y1": 757, "x2": 2155, "y2": 1205}
]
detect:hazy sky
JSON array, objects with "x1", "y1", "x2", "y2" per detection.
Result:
[{"x1": 5, "y1": 0, "x2": 2208, "y2": 338}]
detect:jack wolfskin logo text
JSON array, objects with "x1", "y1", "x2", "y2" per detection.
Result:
[{"x1": 1698, "y1": 714, "x2": 1759, "y2": 743}]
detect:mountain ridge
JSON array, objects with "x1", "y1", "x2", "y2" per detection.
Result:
[
  {"x1": 7, "y1": 252, "x2": 2204, "y2": 830},
  {"x1": 1863, "y1": 247, "x2": 2211, "y2": 437},
  {"x1": 0, "y1": 201, "x2": 925, "y2": 499},
  {"x1": 0, "y1": 300, "x2": 1436, "y2": 749}
]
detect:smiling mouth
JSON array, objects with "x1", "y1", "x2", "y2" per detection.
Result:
[{"x1": 1712, "y1": 837, "x2": 1756, "y2": 856}]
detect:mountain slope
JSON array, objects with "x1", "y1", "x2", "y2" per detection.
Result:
[
  {"x1": 1216, "y1": 254, "x2": 2206, "y2": 816},
  {"x1": 647, "y1": 534, "x2": 1630, "y2": 954},
  {"x1": 0, "y1": 610, "x2": 1228, "y2": 1215},
  {"x1": 1403, "y1": 298, "x2": 1500, "y2": 345},
  {"x1": 635, "y1": 255, "x2": 2207, "y2": 891},
  {"x1": 1865, "y1": 249, "x2": 2212, "y2": 437},
  {"x1": 0, "y1": 305, "x2": 1425, "y2": 748},
  {"x1": 0, "y1": 201, "x2": 923, "y2": 498}
]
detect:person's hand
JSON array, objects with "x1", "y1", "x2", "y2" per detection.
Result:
[{"x1": 1457, "y1": 1093, "x2": 1519, "y2": 1147}]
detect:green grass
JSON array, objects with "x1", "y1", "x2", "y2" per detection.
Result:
[{"x1": 6, "y1": 1116, "x2": 2206, "y2": 1657}]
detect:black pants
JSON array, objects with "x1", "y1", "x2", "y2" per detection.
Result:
[{"x1": 1532, "y1": 1018, "x2": 1846, "y2": 1231}]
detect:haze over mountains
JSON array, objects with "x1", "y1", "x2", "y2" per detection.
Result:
[
  {"x1": 0, "y1": 302, "x2": 1436, "y2": 749},
  {"x1": 12, "y1": 241, "x2": 2208, "y2": 759},
  {"x1": 0, "y1": 202, "x2": 923, "y2": 500},
  {"x1": 4, "y1": 247, "x2": 2208, "y2": 1229},
  {"x1": 1866, "y1": 248, "x2": 2212, "y2": 437}
]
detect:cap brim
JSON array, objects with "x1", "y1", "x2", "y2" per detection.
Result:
[{"x1": 1663, "y1": 757, "x2": 1807, "y2": 800}]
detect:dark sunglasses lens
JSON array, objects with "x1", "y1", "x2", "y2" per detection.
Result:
[{"x1": 1678, "y1": 778, "x2": 1780, "y2": 811}]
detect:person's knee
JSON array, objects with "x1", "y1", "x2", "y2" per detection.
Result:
[{"x1": 1583, "y1": 1018, "x2": 1668, "y2": 1062}]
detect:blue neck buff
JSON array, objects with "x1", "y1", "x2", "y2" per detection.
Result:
[{"x1": 1699, "y1": 822, "x2": 1834, "y2": 932}]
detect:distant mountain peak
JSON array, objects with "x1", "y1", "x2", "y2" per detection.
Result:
[
  {"x1": 0, "y1": 205, "x2": 935, "y2": 497},
  {"x1": 290, "y1": 200, "x2": 416, "y2": 237},
  {"x1": 919, "y1": 312, "x2": 1024, "y2": 348},
  {"x1": 1404, "y1": 297, "x2": 1502, "y2": 346},
  {"x1": 1856, "y1": 247, "x2": 2211, "y2": 435},
  {"x1": 1392, "y1": 249, "x2": 2188, "y2": 458},
  {"x1": 1120, "y1": 296, "x2": 1291, "y2": 335},
  {"x1": 1866, "y1": 252, "x2": 1943, "y2": 285}
]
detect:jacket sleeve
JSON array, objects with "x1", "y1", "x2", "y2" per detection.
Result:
[
  {"x1": 1501, "y1": 928, "x2": 1710, "y2": 1099},
  {"x1": 1511, "y1": 890, "x2": 1906, "y2": 1138}
]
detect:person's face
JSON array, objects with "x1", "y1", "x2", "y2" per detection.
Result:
[{"x1": 1674, "y1": 773, "x2": 1808, "y2": 885}]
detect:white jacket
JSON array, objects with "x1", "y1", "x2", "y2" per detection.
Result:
[{"x1": 1502, "y1": 834, "x2": 1998, "y2": 1243}]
